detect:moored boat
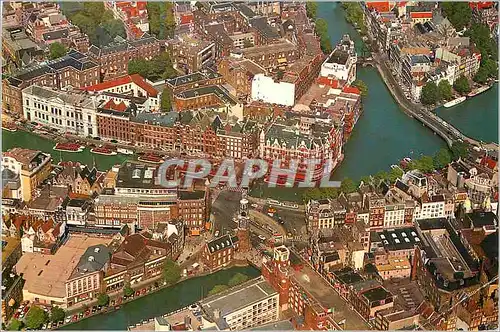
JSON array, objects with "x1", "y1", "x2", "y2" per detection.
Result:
[
  {"x1": 53, "y1": 142, "x2": 85, "y2": 152},
  {"x1": 91, "y1": 146, "x2": 117, "y2": 156},
  {"x1": 138, "y1": 153, "x2": 165, "y2": 164},
  {"x1": 2, "y1": 122, "x2": 17, "y2": 132},
  {"x1": 467, "y1": 85, "x2": 491, "y2": 97},
  {"x1": 443, "y1": 96, "x2": 466, "y2": 108},
  {"x1": 117, "y1": 147, "x2": 134, "y2": 155},
  {"x1": 400, "y1": 157, "x2": 412, "y2": 168}
]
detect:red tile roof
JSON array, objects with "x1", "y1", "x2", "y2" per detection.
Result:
[
  {"x1": 317, "y1": 76, "x2": 340, "y2": 89},
  {"x1": 82, "y1": 74, "x2": 158, "y2": 97},
  {"x1": 366, "y1": 1, "x2": 394, "y2": 13},
  {"x1": 103, "y1": 99, "x2": 128, "y2": 112},
  {"x1": 469, "y1": 2, "x2": 494, "y2": 10},
  {"x1": 342, "y1": 86, "x2": 360, "y2": 95},
  {"x1": 180, "y1": 14, "x2": 194, "y2": 25},
  {"x1": 410, "y1": 12, "x2": 433, "y2": 19}
]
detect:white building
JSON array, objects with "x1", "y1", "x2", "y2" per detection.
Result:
[
  {"x1": 199, "y1": 276, "x2": 279, "y2": 330},
  {"x1": 320, "y1": 34, "x2": 357, "y2": 84},
  {"x1": 251, "y1": 74, "x2": 295, "y2": 106},
  {"x1": 22, "y1": 85, "x2": 98, "y2": 137},
  {"x1": 65, "y1": 199, "x2": 91, "y2": 226},
  {"x1": 414, "y1": 194, "x2": 446, "y2": 220},
  {"x1": 383, "y1": 203, "x2": 406, "y2": 228}
]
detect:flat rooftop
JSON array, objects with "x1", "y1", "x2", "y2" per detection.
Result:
[
  {"x1": 15, "y1": 235, "x2": 111, "y2": 299},
  {"x1": 199, "y1": 277, "x2": 276, "y2": 317},
  {"x1": 291, "y1": 259, "x2": 369, "y2": 330}
]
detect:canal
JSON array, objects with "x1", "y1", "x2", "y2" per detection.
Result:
[{"x1": 60, "y1": 266, "x2": 260, "y2": 330}]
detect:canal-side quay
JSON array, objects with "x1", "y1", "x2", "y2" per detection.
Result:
[{"x1": 59, "y1": 266, "x2": 260, "y2": 331}]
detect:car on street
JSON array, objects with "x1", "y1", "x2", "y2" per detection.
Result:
[
  {"x1": 214, "y1": 230, "x2": 220, "y2": 237},
  {"x1": 72, "y1": 314, "x2": 78, "y2": 322},
  {"x1": 251, "y1": 203, "x2": 258, "y2": 208},
  {"x1": 258, "y1": 235, "x2": 266, "y2": 241},
  {"x1": 65, "y1": 316, "x2": 72, "y2": 323}
]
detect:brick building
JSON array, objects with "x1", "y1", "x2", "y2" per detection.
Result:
[
  {"x1": 217, "y1": 55, "x2": 266, "y2": 98},
  {"x1": 88, "y1": 35, "x2": 161, "y2": 81},
  {"x1": 240, "y1": 40, "x2": 299, "y2": 71},
  {"x1": 3, "y1": 50, "x2": 99, "y2": 115},
  {"x1": 201, "y1": 234, "x2": 236, "y2": 270},
  {"x1": 165, "y1": 68, "x2": 223, "y2": 94},
  {"x1": 168, "y1": 35, "x2": 216, "y2": 74}
]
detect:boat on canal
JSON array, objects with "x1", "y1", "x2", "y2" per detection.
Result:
[
  {"x1": 53, "y1": 142, "x2": 85, "y2": 153},
  {"x1": 467, "y1": 85, "x2": 491, "y2": 98},
  {"x1": 400, "y1": 157, "x2": 412, "y2": 168},
  {"x1": 91, "y1": 146, "x2": 117, "y2": 156},
  {"x1": 138, "y1": 153, "x2": 165, "y2": 164},
  {"x1": 443, "y1": 96, "x2": 466, "y2": 108},
  {"x1": 117, "y1": 147, "x2": 134, "y2": 155},
  {"x1": 2, "y1": 122, "x2": 17, "y2": 132}
]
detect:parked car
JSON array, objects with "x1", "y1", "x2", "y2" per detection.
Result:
[
  {"x1": 258, "y1": 235, "x2": 266, "y2": 241},
  {"x1": 72, "y1": 314, "x2": 78, "y2": 322},
  {"x1": 214, "y1": 230, "x2": 220, "y2": 237},
  {"x1": 65, "y1": 316, "x2": 72, "y2": 323}
]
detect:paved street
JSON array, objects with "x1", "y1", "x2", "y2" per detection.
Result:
[{"x1": 211, "y1": 190, "x2": 242, "y2": 234}]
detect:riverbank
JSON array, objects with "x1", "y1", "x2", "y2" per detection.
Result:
[{"x1": 59, "y1": 265, "x2": 260, "y2": 330}]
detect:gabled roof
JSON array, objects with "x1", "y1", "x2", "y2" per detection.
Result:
[
  {"x1": 81, "y1": 74, "x2": 158, "y2": 97},
  {"x1": 206, "y1": 234, "x2": 234, "y2": 254}
]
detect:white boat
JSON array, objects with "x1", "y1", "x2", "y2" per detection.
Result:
[
  {"x1": 117, "y1": 148, "x2": 134, "y2": 155},
  {"x1": 467, "y1": 85, "x2": 491, "y2": 97},
  {"x1": 443, "y1": 96, "x2": 466, "y2": 108}
]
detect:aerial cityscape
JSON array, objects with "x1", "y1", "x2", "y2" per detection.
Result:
[{"x1": 1, "y1": 1, "x2": 498, "y2": 331}]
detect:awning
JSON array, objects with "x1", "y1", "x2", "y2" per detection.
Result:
[{"x1": 277, "y1": 58, "x2": 287, "y2": 64}]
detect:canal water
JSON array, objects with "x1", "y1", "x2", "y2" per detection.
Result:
[
  {"x1": 435, "y1": 83, "x2": 498, "y2": 144},
  {"x1": 60, "y1": 266, "x2": 260, "y2": 330}
]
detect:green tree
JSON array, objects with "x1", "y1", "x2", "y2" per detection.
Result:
[
  {"x1": 276, "y1": 69, "x2": 285, "y2": 80},
  {"x1": 25, "y1": 306, "x2": 48, "y2": 329},
  {"x1": 387, "y1": 167, "x2": 404, "y2": 182},
  {"x1": 414, "y1": 156, "x2": 435, "y2": 173},
  {"x1": 208, "y1": 284, "x2": 229, "y2": 295},
  {"x1": 102, "y1": 19, "x2": 126, "y2": 40},
  {"x1": 97, "y1": 293, "x2": 110, "y2": 306},
  {"x1": 7, "y1": 319, "x2": 23, "y2": 331},
  {"x1": 441, "y1": 2, "x2": 472, "y2": 31},
  {"x1": 342, "y1": 3, "x2": 367, "y2": 34},
  {"x1": 128, "y1": 59, "x2": 151, "y2": 78},
  {"x1": 352, "y1": 80, "x2": 368, "y2": 97},
  {"x1": 438, "y1": 80, "x2": 453, "y2": 101},
  {"x1": 228, "y1": 273, "x2": 249, "y2": 287},
  {"x1": 83, "y1": 2, "x2": 106, "y2": 23},
  {"x1": 302, "y1": 188, "x2": 323, "y2": 202},
  {"x1": 321, "y1": 187, "x2": 339, "y2": 199},
  {"x1": 50, "y1": 306, "x2": 65, "y2": 323},
  {"x1": 306, "y1": 2, "x2": 318, "y2": 19},
  {"x1": 161, "y1": 90, "x2": 172, "y2": 112},
  {"x1": 164, "y1": 2, "x2": 176, "y2": 39},
  {"x1": 123, "y1": 284, "x2": 134, "y2": 297},
  {"x1": 340, "y1": 178, "x2": 357, "y2": 194},
  {"x1": 465, "y1": 23, "x2": 498, "y2": 62},
  {"x1": 433, "y1": 148, "x2": 452, "y2": 169},
  {"x1": 453, "y1": 76, "x2": 471, "y2": 95},
  {"x1": 451, "y1": 141, "x2": 469, "y2": 160},
  {"x1": 360, "y1": 175, "x2": 371, "y2": 185},
  {"x1": 49, "y1": 42, "x2": 67, "y2": 60},
  {"x1": 421, "y1": 82, "x2": 439, "y2": 105},
  {"x1": 163, "y1": 259, "x2": 181, "y2": 285},
  {"x1": 315, "y1": 19, "x2": 332, "y2": 54},
  {"x1": 473, "y1": 66, "x2": 489, "y2": 84}
]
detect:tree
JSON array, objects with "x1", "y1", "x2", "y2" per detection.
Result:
[
  {"x1": 438, "y1": 80, "x2": 453, "y2": 101},
  {"x1": 50, "y1": 306, "x2": 65, "y2": 323},
  {"x1": 163, "y1": 259, "x2": 181, "y2": 285},
  {"x1": 421, "y1": 82, "x2": 439, "y2": 105},
  {"x1": 387, "y1": 167, "x2": 404, "y2": 182},
  {"x1": 128, "y1": 59, "x2": 151, "y2": 78},
  {"x1": 83, "y1": 2, "x2": 106, "y2": 23},
  {"x1": 25, "y1": 306, "x2": 48, "y2": 329},
  {"x1": 473, "y1": 66, "x2": 489, "y2": 84},
  {"x1": 49, "y1": 42, "x2": 67, "y2": 60},
  {"x1": 315, "y1": 19, "x2": 332, "y2": 55},
  {"x1": 208, "y1": 284, "x2": 229, "y2": 295},
  {"x1": 102, "y1": 19, "x2": 126, "y2": 40},
  {"x1": 97, "y1": 293, "x2": 110, "y2": 306},
  {"x1": 352, "y1": 80, "x2": 368, "y2": 97},
  {"x1": 161, "y1": 90, "x2": 172, "y2": 112},
  {"x1": 276, "y1": 69, "x2": 285, "y2": 80},
  {"x1": 465, "y1": 23, "x2": 498, "y2": 62},
  {"x1": 243, "y1": 39, "x2": 253, "y2": 48},
  {"x1": 343, "y1": 3, "x2": 367, "y2": 33},
  {"x1": 441, "y1": 2, "x2": 472, "y2": 31},
  {"x1": 451, "y1": 141, "x2": 469, "y2": 160},
  {"x1": 340, "y1": 178, "x2": 357, "y2": 194},
  {"x1": 453, "y1": 76, "x2": 471, "y2": 95},
  {"x1": 306, "y1": 2, "x2": 318, "y2": 19},
  {"x1": 412, "y1": 155, "x2": 435, "y2": 173},
  {"x1": 7, "y1": 319, "x2": 23, "y2": 331},
  {"x1": 433, "y1": 148, "x2": 452, "y2": 169},
  {"x1": 228, "y1": 273, "x2": 249, "y2": 287},
  {"x1": 123, "y1": 284, "x2": 134, "y2": 297}
]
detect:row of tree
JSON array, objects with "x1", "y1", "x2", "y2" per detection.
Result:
[
  {"x1": 314, "y1": 19, "x2": 332, "y2": 55},
  {"x1": 147, "y1": 2, "x2": 176, "y2": 39},
  {"x1": 420, "y1": 76, "x2": 471, "y2": 105},
  {"x1": 64, "y1": 3, "x2": 126, "y2": 47},
  {"x1": 301, "y1": 142, "x2": 469, "y2": 203},
  {"x1": 208, "y1": 273, "x2": 250, "y2": 296},
  {"x1": 8, "y1": 306, "x2": 66, "y2": 330},
  {"x1": 342, "y1": 3, "x2": 367, "y2": 35}
]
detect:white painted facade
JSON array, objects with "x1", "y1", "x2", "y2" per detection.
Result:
[
  {"x1": 22, "y1": 85, "x2": 98, "y2": 137},
  {"x1": 251, "y1": 74, "x2": 295, "y2": 106},
  {"x1": 320, "y1": 35, "x2": 357, "y2": 84}
]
